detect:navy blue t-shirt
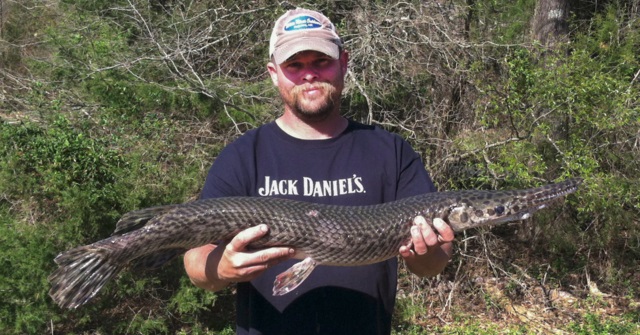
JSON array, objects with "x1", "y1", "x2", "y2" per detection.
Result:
[{"x1": 200, "y1": 120, "x2": 436, "y2": 335}]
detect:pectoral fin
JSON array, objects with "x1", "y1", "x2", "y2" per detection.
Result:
[{"x1": 272, "y1": 257, "x2": 317, "y2": 296}]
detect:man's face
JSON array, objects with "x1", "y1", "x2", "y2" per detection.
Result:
[{"x1": 268, "y1": 50, "x2": 348, "y2": 122}]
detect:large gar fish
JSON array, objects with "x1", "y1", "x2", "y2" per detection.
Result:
[{"x1": 49, "y1": 178, "x2": 582, "y2": 309}]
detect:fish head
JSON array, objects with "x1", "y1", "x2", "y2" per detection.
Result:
[{"x1": 444, "y1": 178, "x2": 582, "y2": 231}]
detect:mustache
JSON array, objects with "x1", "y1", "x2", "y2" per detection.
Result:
[{"x1": 291, "y1": 82, "x2": 336, "y2": 96}]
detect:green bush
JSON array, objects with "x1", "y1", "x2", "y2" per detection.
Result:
[
  {"x1": 0, "y1": 114, "x2": 216, "y2": 333},
  {"x1": 463, "y1": 3, "x2": 640, "y2": 290},
  {"x1": 0, "y1": 212, "x2": 59, "y2": 334},
  {"x1": 0, "y1": 116, "x2": 125, "y2": 236}
]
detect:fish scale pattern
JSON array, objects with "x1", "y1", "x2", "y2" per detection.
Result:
[{"x1": 48, "y1": 178, "x2": 581, "y2": 308}]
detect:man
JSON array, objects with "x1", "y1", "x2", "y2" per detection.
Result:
[{"x1": 183, "y1": 8, "x2": 454, "y2": 335}]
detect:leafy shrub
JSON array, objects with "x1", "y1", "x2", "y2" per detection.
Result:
[{"x1": 461, "y1": 3, "x2": 640, "y2": 291}]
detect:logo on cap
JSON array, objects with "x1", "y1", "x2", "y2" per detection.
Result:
[{"x1": 284, "y1": 15, "x2": 323, "y2": 32}]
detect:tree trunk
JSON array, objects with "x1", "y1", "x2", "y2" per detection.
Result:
[{"x1": 531, "y1": 0, "x2": 570, "y2": 48}]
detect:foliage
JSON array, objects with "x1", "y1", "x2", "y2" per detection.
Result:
[
  {"x1": 0, "y1": 212, "x2": 57, "y2": 334},
  {"x1": 0, "y1": 116, "x2": 125, "y2": 237},
  {"x1": 567, "y1": 312, "x2": 639, "y2": 335},
  {"x1": 0, "y1": 109, "x2": 216, "y2": 334},
  {"x1": 463, "y1": 3, "x2": 640, "y2": 283},
  {"x1": 1, "y1": 0, "x2": 639, "y2": 334}
]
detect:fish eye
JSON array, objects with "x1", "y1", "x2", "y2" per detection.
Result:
[{"x1": 494, "y1": 205, "x2": 505, "y2": 215}]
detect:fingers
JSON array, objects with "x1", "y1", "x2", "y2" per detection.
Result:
[
  {"x1": 219, "y1": 225, "x2": 294, "y2": 282},
  {"x1": 401, "y1": 216, "x2": 455, "y2": 257},
  {"x1": 398, "y1": 244, "x2": 414, "y2": 259},
  {"x1": 410, "y1": 216, "x2": 435, "y2": 255},
  {"x1": 433, "y1": 217, "x2": 455, "y2": 243},
  {"x1": 227, "y1": 224, "x2": 269, "y2": 252},
  {"x1": 240, "y1": 245, "x2": 294, "y2": 269}
]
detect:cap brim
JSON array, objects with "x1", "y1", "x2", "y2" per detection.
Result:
[{"x1": 273, "y1": 38, "x2": 340, "y2": 64}]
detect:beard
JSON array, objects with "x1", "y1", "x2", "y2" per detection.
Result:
[{"x1": 281, "y1": 82, "x2": 340, "y2": 122}]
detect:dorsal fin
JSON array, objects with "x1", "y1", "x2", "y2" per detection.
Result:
[{"x1": 112, "y1": 204, "x2": 180, "y2": 235}]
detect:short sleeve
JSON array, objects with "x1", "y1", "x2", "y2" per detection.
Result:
[
  {"x1": 395, "y1": 136, "x2": 437, "y2": 199},
  {"x1": 200, "y1": 143, "x2": 251, "y2": 199}
]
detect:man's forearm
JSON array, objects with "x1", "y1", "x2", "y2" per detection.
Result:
[{"x1": 183, "y1": 244, "x2": 231, "y2": 292}]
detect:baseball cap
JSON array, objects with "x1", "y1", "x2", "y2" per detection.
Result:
[{"x1": 269, "y1": 8, "x2": 343, "y2": 64}]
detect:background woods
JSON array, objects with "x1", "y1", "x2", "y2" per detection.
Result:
[{"x1": 1, "y1": 0, "x2": 639, "y2": 334}]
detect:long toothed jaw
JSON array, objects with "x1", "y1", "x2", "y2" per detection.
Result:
[{"x1": 446, "y1": 196, "x2": 564, "y2": 231}]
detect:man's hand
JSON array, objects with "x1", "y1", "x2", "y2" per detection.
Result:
[
  {"x1": 217, "y1": 224, "x2": 295, "y2": 282},
  {"x1": 184, "y1": 224, "x2": 294, "y2": 292},
  {"x1": 399, "y1": 217, "x2": 454, "y2": 277}
]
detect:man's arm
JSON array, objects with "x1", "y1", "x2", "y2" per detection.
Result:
[
  {"x1": 184, "y1": 225, "x2": 294, "y2": 292},
  {"x1": 399, "y1": 217, "x2": 454, "y2": 277}
]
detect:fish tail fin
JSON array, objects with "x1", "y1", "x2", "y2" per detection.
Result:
[{"x1": 48, "y1": 245, "x2": 123, "y2": 309}]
